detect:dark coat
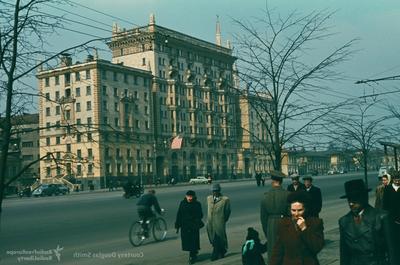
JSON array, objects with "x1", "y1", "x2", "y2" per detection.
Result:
[
  {"x1": 305, "y1": 185, "x2": 322, "y2": 217},
  {"x1": 287, "y1": 183, "x2": 306, "y2": 192},
  {"x1": 339, "y1": 205, "x2": 395, "y2": 265},
  {"x1": 242, "y1": 238, "x2": 267, "y2": 265},
  {"x1": 175, "y1": 199, "x2": 204, "y2": 252},
  {"x1": 270, "y1": 217, "x2": 324, "y2": 265},
  {"x1": 382, "y1": 184, "x2": 400, "y2": 264},
  {"x1": 260, "y1": 186, "x2": 290, "y2": 263}
]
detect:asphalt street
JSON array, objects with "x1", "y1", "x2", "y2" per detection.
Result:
[{"x1": 0, "y1": 172, "x2": 379, "y2": 265}]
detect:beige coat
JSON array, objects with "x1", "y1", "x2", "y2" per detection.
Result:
[{"x1": 206, "y1": 195, "x2": 231, "y2": 250}]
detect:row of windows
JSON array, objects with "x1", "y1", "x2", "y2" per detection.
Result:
[
  {"x1": 101, "y1": 86, "x2": 149, "y2": 100},
  {"x1": 44, "y1": 133, "x2": 94, "y2": 147},
  {"x1": 44, "y1": 70, "x2": 91, "y2": 87},
  {"x1": 100, "y1": 69, "x2": 150, "y2": 87},
  {"x1": 45, "y1": 86, "x2": 92, "y2": 101},
  {"x1": 45, "y1": 163, "x2": 94, "y2": 176}
]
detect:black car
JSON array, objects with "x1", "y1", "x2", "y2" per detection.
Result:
[
  {"x1": 54, "y1": 184, "x2": 70, "y2": 195},
  {"x1": 32, "y1": 184, "x2": 61, "y2": 197}
]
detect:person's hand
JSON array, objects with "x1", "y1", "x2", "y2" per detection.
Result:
[{"x1": 296, "y1": 217, "x2": 307, "y2": 231}]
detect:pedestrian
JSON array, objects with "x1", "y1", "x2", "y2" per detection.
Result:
[
  {"x1": 255, "y1": 172, "x2": 262, "y2": 187},
  {"x1": 383, "y1": 171, "x2": 400, "y2": 264},
  {"x1": 241, "y1": 227, "x2": 267, "y2": 265},
  {"x1": 206, "y1": 183, "x2": 231, "y2": 261},
  {"x1": 287, "y1": 175, "x2": 305, "y2": 192},
  {"x1": 270, "y1": 191, "x2": 324, "y2": 265},
  {"x1": 175, "y1": 190, "x2": 204, "y2": 264},
  {"x1": 260, "y1": 170, "x2": 290, "y2": 264},
  {"x1": 375, "y1": 174, "x2": 391, "y2": 209},
  {"x1": 303, "y1": 176, "x2": 322, "y2": 217},
  {"x1": 339, "y1": 179, "x2": 395, "y2": 265}
]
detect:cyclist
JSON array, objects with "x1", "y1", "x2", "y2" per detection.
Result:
[{"x1": 136, "y1": 189, "x2": 163, "y2": 237}]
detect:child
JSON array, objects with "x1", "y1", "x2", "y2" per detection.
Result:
[{"x1": 242, "y1": 227, "x2": 267, "y2": 265}]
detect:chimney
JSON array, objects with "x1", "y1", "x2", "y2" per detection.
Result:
[
  {"x1": 86, "y1": 54, "x2": 94, "y2": 62},
  {"x1": 60, "y1": 53, "x2": 72, "y2": 67}
]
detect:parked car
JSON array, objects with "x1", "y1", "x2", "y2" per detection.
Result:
[
  {"x1": 378, "y1": 166, "x2": 393, "y2": 177},
  {"x1": 189, "y1": 176, "x2": 209, "y2": 184},
  {"x1": 32, "y1": 184, "x2": 61, "y2": 197},
  {"x1": 54, "y1": 184, "x2": 70, "y2": 195},
  {"x1": 327, "y1": 170, "x2": 335, "y2": 175}
]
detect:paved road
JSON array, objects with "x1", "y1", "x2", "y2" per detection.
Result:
[{"x1": 0, "y1": 172, "x2": 379, "y2": 265}]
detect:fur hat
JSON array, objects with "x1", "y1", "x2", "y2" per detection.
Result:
[
  {"x1": 287, "y1": 191, "x2": 311, "y2": 205},
  {"x1": 186, "y1": 190, "x2": 196, "y2": 196}
]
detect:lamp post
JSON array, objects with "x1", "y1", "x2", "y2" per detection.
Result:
[{"x1": 153, "y1": 142, "x2": 157, "y2": 184}]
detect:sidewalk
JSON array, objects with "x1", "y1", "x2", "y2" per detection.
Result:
[{"x1": 201, "y1": 227, "x2": 340, "y2": 265}]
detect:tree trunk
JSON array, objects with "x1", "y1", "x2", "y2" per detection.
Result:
[{"x1": 363, "y1": 153, "x2": 369, "y2": 189}]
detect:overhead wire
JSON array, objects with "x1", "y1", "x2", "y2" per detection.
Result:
[{"x1": 65, "y1": 0, "x2": 141, "y2": 27}]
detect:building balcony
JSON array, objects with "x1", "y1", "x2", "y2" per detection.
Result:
[{"x1": 58, "y1": 96, "x2": 75, "y2": 104}]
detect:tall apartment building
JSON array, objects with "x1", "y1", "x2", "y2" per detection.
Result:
[
  {"x1": 37, "y1": 55, "x2": 153, "y2": 189},
  {"x1": 1, "y1": 114, "x2": 39, "y2": 191},
  {"x1": 37, "y1": 15, "x2": 273, "y2": 188},
  {"x1": 108, "y1": 15, "x2": 240, "y2": 181},
  {"x1": 237, "y1": 91, "x2": 273, "y2": 177},
  {"x1": 12, "y1": 114, "x2": 40, "y2": 183}
]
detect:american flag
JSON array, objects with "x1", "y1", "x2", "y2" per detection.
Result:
[{"x1": 171, "y1": 135, "x2": 183, "y2": 149}]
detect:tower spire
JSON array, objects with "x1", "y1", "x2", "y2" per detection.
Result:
[{"x1": 216, "y1": 15, "x2": 222, "y2": 46}]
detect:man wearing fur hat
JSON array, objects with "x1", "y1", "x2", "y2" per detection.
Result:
[
  {"x1": 260, "y1": 170, "x2": 290, "y2": 264},
  {"x1": 339, "y1": 179, "x2": 395, "y2": 265},
  {"x1": 206, "y1": 183, "x2": 231, "y2": 261}
]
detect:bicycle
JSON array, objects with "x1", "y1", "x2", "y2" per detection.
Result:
[{"x1": 129, "y1": 211, "x2": 167, "y2": 246}]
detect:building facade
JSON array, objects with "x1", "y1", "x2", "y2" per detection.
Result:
[
  {"x1": 237, "y1": 91, "x2": 273, "y2": 177},
  {"x1": 108, "y1": 15, "x2": 240, "y2": 182},
  {"x1": 37, "y1": 15, "x2": 274, "y2": 188},
  {"x1": 37, "y1": 55, "x2": 153, "y2": 189}
]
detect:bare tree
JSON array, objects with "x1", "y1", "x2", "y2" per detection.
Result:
[
  {"x1": 0, "y1": 0, "x2": 107, "y2": 214},
  {"x1": 322, "y1": 100, "x2": 389, "y2": 188},
  {"x1": 232, "y1": 7, "x2": 357, "y2": 171}
]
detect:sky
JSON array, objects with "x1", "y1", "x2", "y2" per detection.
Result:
[
  {"x1": 13, "y1": 0, "x2": 400, "y2": 125},
  {"x1": 45, "y1": 0, "x2": 400, "y2": 81}
]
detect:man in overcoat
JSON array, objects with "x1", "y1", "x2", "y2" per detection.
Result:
[
  {"x1": 260, "y1": 170, "x2": 290, "y2": 264},
  {"x1": 206, "y1": 183, "x2": 231, "y2": 261},
  {"x1": 287, "y1": 175, "x2": 306, "y2": 192},
  {"x1": 339, "y1": 179, "x2": 395, "y2": 265},
  {"x1": 303, "y1": 176, "x2": 322, "y2": 217},
  {"x1": 383, "y1": 171, "x2": 400, "y2": 264}
]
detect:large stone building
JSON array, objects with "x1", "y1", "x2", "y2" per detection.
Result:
[
  {"x1": 36, "y1": 15, "x2": 274, "y2": 188},
  {"x1": 237, "y1": 90, "x2": 273, "y2": 177},
  {"x1": 12, "y1": 114, "x2": 40, "y2": 184},
  {"x1": 108, "y1": 15, "x2": 240, "y2": 181},
  {"x1": 37, "y1": 54, "x2": 153, "y2": 189}
]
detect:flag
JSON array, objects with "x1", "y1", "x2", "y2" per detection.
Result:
[{"x1": 171, "y1": 135, "x2": 183, "y2": 149}]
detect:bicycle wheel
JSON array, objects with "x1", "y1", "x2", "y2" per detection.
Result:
[
  {"x1": 129, "y1": 221, "x2": 145, "y2": 247},
  {"x1": 152, "y1": 217, "x2": 167, "y2": 241}
]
